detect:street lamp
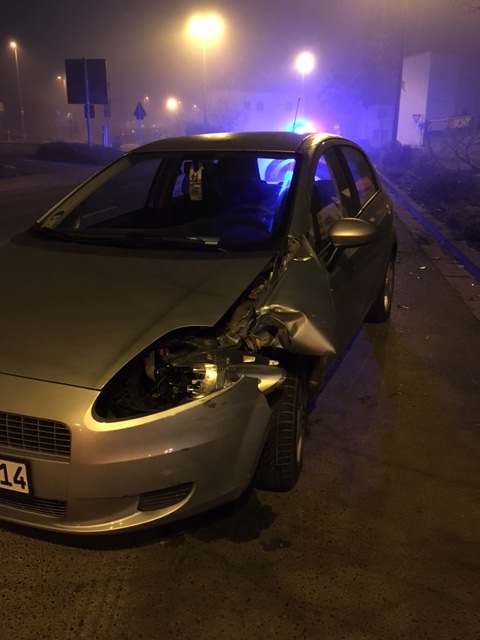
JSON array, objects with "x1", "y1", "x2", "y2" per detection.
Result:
[
  {"x1": 57, "y1": 74, "x2": 67, "y2": 95},
  {"x1": 186, "y1": 12, "x2": 224, "y2": 124},
  {"x1": 55, "y1": 76, "x2": 67, "y2": 141},
  {"x1": 166, "y1": 97, "x2": 180, "y2": 112},
  {"x1": 9, "y1": 41, "x2": 25, "y2": 139},
  {"x1": 294, "y1": 51, "x2": 315, "y2": 120},
  {"x1": 166, "y1": 97, "x2": 182, "y2": 135}
]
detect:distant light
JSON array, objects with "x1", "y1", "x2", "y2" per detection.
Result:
[
  {"x1": 290, "y1": 119, "x2": 317, "y2": 134},
  {"x1": 295, "y1": 51, "x2": 315, "y2": 75},
  {"x1": 10, "y1": 41, "x2": 17, "y2": 50},
  {"x1": 166, "y1": 97, "x2": 180, "y2": 111},
  {"x1": 187, "y1": 13, "x2": 224, "y2": 45}
]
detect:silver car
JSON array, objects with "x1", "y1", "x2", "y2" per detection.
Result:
[{"x1": 0, "y1": 132, "x2": 396, "y2": 534}]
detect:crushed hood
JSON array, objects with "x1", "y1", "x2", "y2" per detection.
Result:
[{"x1": 0, "y1": 237, "x2": 272, "y2": 389}]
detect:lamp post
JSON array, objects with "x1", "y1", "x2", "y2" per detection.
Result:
[
  {"x1": 187, "y1": 12, "x2": 224, "y2": 124},
  {"x1": 55, "y1": 76, "x2": 67, "y2": 140},
  {"x1": 10, "y1": 41, "x2": 25, "y2": 139},
  {"x1": 295, "y1": 51, "x2": 315, "y2": 120},
  {"x1": 57, "y1": 74, "x2": 66, "y2": 93},
  {"x1": 166, "y1": 97, "x2": 181, "y2": 135}
]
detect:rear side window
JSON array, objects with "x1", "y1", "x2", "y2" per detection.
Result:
[{"x1": 340, "y1": 146, "x2": 377, "y2": 207}]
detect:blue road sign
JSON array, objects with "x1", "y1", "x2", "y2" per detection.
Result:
[{"x1": 133, "y1": 101, "x2": 147, "y2": 120}]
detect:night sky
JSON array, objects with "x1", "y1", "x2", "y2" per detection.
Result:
[{"x1": 0, "y1": 0, "x2": 479, "y2": 136}]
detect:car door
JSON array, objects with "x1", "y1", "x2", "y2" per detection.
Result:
[
  {"x1": 309, "y1": 143, "x2": 393, "y2": 353},
  {"x1": 335, "y1": 144, "x2": 394, "y2": 318}
]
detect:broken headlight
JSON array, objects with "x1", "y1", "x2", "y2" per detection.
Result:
[{"x1": 94, "y1": 339, "x2": 285, "y2": 421}]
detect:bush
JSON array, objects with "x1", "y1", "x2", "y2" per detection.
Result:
[
  {"x1": 37, "y1": 142, "x2": 123, "y2": 165},
  {"x1": 390, "y1": 167, "x2": 480, "y2": 251},
  {"x1": 378, "y1": 143, "x2": 413, "y2": 174},
  {"x1": 414, "y1": 172, "x2": 478, "y2": 203}
]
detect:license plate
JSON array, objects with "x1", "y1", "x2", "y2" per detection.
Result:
[{"x1": 0, "y1": 457, "x2": 31, "y2": 495}]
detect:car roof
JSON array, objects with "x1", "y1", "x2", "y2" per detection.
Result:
[{"x1": 134, "y1": 131, "x2": 343, "y2": 155}]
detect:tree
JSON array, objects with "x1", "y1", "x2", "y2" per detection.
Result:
[{"x1": 459, "y1": 0, "x2": 480, "y2": 10}]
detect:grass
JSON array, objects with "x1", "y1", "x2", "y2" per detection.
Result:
[{"x1": 36, "y1": 141, "x2": 123, "y2": 165}]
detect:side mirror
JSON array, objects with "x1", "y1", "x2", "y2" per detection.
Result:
[{"x1": 328, "y1": 217, "x2": 377, "y2": 248}]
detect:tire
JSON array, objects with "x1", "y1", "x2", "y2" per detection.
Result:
[
  {"x1": 365, "y1": 255, "x2": 395, "y2": 322},
  {"x1": 254, "y1": 372, "x2": 307, "y2": 492}
]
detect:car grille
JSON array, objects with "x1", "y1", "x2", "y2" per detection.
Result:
[
  {"x1": 0, "y1": 493, "x2": 67, "y2": 519},
  {"x1": 0, "y1": 412, "x2": 71, "y2": 459},
  {"x1": 138, "y1": 482, "x2": 194, "y2": 511}
]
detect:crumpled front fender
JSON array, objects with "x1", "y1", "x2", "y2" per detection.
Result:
[{"x1": 255, "y1": 237, "x2": 337, "y2": 356}]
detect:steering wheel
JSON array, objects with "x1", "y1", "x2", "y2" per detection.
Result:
[{"x1": 230, "y1": 204, "x2": 273, "y2": 232}]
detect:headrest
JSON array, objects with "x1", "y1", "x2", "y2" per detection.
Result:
[{"x1": 217, "y1": 156, "x2": 259, "y2": 183}]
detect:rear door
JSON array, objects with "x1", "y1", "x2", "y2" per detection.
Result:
[{"x1": 336, "y1": 144, "x2": 394, "y2": 311}]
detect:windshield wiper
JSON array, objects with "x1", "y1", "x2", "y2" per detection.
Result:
[
  {"x1": 31, "y1": 226, "x2": 80, "y2": 243},
  {"x1": 135, "y1": 234, "x2": 226, "y2": 252},
  {"x1": 31, "y1": 226, "x2": 226, "y2": 251}
]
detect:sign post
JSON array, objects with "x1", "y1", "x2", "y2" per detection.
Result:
[
  {"x1": 65, "y1": 58, "x2": 108, "y2": 147},
  {"x1": 133, "y1": 101, "x2": 147, "y2": 146}
]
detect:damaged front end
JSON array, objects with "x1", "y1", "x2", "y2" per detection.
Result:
[
  {"x1": 95, "y1": 236, "x2": 337, "y2": 421},
  {"x1": 94, "y1": 337, "x2": 286, "y2": 421}
]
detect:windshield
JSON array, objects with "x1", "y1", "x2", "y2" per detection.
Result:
[{"x1": 37, "y1": 151, "x2": 298, "y2": 251}]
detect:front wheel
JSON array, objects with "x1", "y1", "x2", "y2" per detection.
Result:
[
  {"x1": 254, "y1": 372, "x2": 307, "y2": 492},
  {"x1": 365, "y1": 255, "x2": 395, "y2": 322}
]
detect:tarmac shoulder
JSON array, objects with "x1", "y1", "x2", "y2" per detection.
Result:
[{"x1": 0, "y1": 165, "x2": 98, "y2": 194}]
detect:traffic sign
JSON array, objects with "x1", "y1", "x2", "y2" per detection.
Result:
[
  {"x1": 65, "y1": 59, "x2": 108, "y2": 105},
  {"x1": 133, "y1": 101, "x2": 147, "y2": 120}
]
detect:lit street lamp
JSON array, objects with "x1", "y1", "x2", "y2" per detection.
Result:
[
  {"x1": 186, "y1": 12, "x2": 224, "y2": 124},
  {"x1": 9, "y1": 41, "x2": 25, "y2": 139},
  {"x1": 295, "y1": 51, "x2": 315, "y2": 120},
  {"x1": 57, "y1": 75, "x2": 66, "y2": 91},
  {"x1": 55, "y1": 76, "x2": 67, "y2": 140},
  {"x1": 166, "y1": 97, "x2": 182, "y2": 135},
  {"x1": 166, "y1": 97, "x2": 180, "y2": 112}
]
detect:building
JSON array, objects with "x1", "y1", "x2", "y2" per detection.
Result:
[{"x1": 397, "y1": 51, "x2": 480, "y2": 147}]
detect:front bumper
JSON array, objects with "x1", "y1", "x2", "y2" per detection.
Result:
[{"x1": 0, "y1": 373, "x2": 272, "y2": 534}]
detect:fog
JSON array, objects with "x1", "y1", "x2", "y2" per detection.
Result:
[{"x1": 0, "y1": 0, "x2": 479, "y2": 142}]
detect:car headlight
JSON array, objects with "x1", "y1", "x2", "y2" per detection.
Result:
[{"x1": 94, "y1": 339, "x2": 285, "y2": 422}]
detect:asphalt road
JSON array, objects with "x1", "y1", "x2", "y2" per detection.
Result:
[{"x1": 0, "y1": 176, "x2": 479, "y2": 640}]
